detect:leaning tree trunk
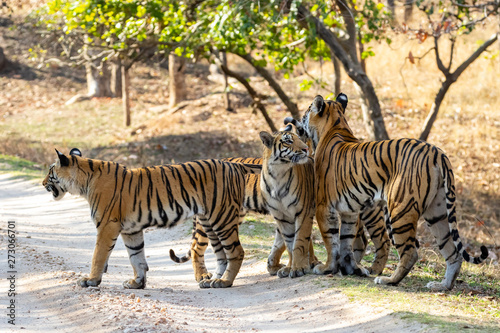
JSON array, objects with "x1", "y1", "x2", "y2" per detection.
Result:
[
  {"x1": 296, "y1": 4, "x2": 389, "y2": 140},
  {"x1": 169, "y1": 53, "x2": 186, "y2": 108},
  {"x1": 212, "y1": 53, "x2": 277, "y2": 132},
  {"x1": 331, "y1": 51, "x2": 342, "y2": 96},
  {"x1": 237, "y1": 53, "x2": 301, "y2": 120}
]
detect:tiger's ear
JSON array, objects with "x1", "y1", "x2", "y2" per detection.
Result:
[
  {"x1": 336, "y1": 93, "x2": 348, "y2": 112},
  {"x1": 284, "y1": 116, "x2": 306, "y2": 137},
  {"x1": 69, "y1": 148, "x2": 82, "y2": 157},
  {"x1": 313, "y1": 95, "x2": 325, "y2": 117},
  {"x1": 56, "y1": 149, "x2": 70, "y2": 167},
  {"x1": 259, "y1": 131, "x2": 274, "y2": 149},
  {"x1": 283, "y1": 124, "x2": 293, "y2": 132}
]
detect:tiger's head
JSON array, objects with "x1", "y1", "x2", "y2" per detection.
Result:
[
  {"x1": 42, "y1": 148, "x2": 83, "y2": 200},
  {"x1": 259, "y1": 125, "x2": 311, "y2": 165},
  {"x1": 284, "y1": 93, "x2": 351, "y2": 151}
]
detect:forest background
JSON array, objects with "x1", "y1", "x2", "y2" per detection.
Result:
[{"x1": 0, "y1": 0, "x2": 499, "y2": 330}]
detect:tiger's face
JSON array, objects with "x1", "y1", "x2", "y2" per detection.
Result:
[
  {"x1": 42, "y1": 163, "x2": 67, "y2": 200},
  {"x1": 284, "y1": 93, "x2": 349, "y2": 151},
  {"x1": 42, "y1": 148, "x2": 83, "y2": 200},
  {"x1": 259, "y1": 128, "x2": 311, "y2": 165}
]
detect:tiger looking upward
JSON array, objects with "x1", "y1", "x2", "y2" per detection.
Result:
[
  {"x1": 169, "y1": 148, "x2": 320, "y2": 280},
  {"x1": 258, "y1": 126, "x2": 318, "y2": 277},
  {"x1": 285, "y1": 93, "x2": 489, "y2": 290},
  {"x1": 42, "y1": 149, "x2": 261, "y2": 289}
]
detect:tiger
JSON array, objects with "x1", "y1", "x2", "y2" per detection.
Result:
[
  {"x1": 258, "y1": 126, "x2": 319, "y2": 277},
  {"x1": 284, "y1": 93, "x2": 489, "y2": 290},
  {"x1": 169, "y1": 154, "x2": 318, "y2": 280},
  {"x1": 42, "y1": 148, "x2": 261, "y2": 289}
]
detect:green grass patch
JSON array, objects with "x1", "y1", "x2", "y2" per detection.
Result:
[
  {"x1": 239, "y1": 214, "x2": 284, "y2": 261},
  {"x1": 317, "y1": 247, "x2": 500, "y2": 331},
  {"x1": 0, "y1": 154, "x2": 45, "y2": 181}
]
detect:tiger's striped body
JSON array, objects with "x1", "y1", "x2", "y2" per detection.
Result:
[
  {"x1": 259, "y1": 129, "x2": 319, "y2": 277},
  {"x1": 170, "y1": 154, "x2": 314, "y2": 280},
  {"x1": 42, "y1": 148, "x2": 261, "y2": 289},
  {"x1": 286, "y1": 94, "x2": 488, "y2": 290}
]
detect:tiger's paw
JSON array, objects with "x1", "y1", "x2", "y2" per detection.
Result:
[
  {"x1": 123, "y1": 278, "x2": 145, "y2": 289},
  {"x1": 313, "y1": 263, "x2": 337, "y2": 275},
  {"x1": 310, "y1": 258, "x2": 322, "y2": 269},
  {"x1": 77, "y1": 277, "x2": 101, "y2": 288},
  {"x1": 368, "y1": 265, "x2": 384, "y2": 276},
  {"x1": 374, "y1": 276, "x2": 398, "y2": 286},
  {"x1": 339, "y1": 256, "x2": 369, "y2": 277},
  {"x1": 289, "y1": 266, "x2": 310, "y2": 278},
  {"x1": 267, "y1": 263, "x2": 285, "y2": 276},
  {"x1": 195, "y1": 272, "x2": 213, "y2": 283},
  {"x1": 199, "y1": 279, "x2": 233, "y2": 288},
  {"x1": 426, "y1": 281, "x2": 450, "y2": 291},
  {"x1": 277, "y1": 267, "x2": 291, "y2": 278}
]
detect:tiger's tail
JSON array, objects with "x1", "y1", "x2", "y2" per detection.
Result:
[
  {"x1": 169, "y1": 249, "x2": 191, "y2": 263},
  {"x1": 442, "y1": 155, "x2": 488, "y2": 264}
]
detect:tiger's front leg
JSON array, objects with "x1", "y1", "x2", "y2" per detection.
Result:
[
  {"x1": 78, "y1": 220, "x2": 121, "y2": 287},
  {"x1": 289, "y1": 216, "x2": 314, "y2": 278},
  {"x1": 313, "y1": 204, "x2": 340, "y2": 275},
  {"x1": 339, "y1": 213, "x2": 369, "y2": 277},
  {"x1": 122, "y1": 231, "x2": 149, "y2": 289},
  {"x1": 267, "y1": 228, "x2": 286, "y2": 276}
]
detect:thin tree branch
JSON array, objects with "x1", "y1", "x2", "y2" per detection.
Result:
[
  {"x1": 450, "y1": 32, "x2": 498, "y2": 81},
  {"x1": 212, "y1": 52, "x2": 277, "y2": 132}
]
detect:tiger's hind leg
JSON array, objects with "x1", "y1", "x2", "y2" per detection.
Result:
[
  {"x1": 338, "y1": 213, "x2": 370, "y2": 276},
  {"x1": 360, "y1": 201, "x2": 391, "y2": 275},
  {"x1": 199, "y1": 215, "x2": 244, "y2": 288},
  {"x1": 422, "y1": 187, "x2": 462, "y2": 291},
  {"x1": 122, "y1": 231, "x2": 149, "y2": 289},
  {"x1": 267, "y1": 228, "x2": 286, "y2": 276},
  {"x1": 199, "y1": 221, "x2": 228, "y2": 281},
  {"x1": 352, "y1": 222, "x2": 368, "y2": 265},
  {"x1": 190, "y1": 219, "x2": 213, "y2": 282},
  {"x1": 374, "y1": 209, "x2": 419, "y2": 286}
]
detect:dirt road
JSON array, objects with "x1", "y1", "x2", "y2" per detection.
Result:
[{"x1": 0, "y1": 174, "x2": 427, "y2": 332}]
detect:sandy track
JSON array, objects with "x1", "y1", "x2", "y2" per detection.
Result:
[{"x1": 0, "y1": 174, "x2": 427, "y2": 332}]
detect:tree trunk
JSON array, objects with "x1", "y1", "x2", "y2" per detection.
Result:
[
  {"x1": 169, "y1": 53, "x2": 186, "y2": 108},
  {"x1": 122, "y1": 65, "x2": 131, "y2": 127},
  {"x1": 387, "y1": 0, "x2": 396, "y2": 25},
  {"x1": 0, "y1": 47, "x2": 7, "y2": 71},
  {"x1": 111, "y1": 59, "x2": 122, "y2": 98},
  {"x1": 404, "y1": 0, "x2": 414, "y2": 23},
  {"x1": 296, "y1": 4, "x2": 390, "y2": 140},
  {"x1": 419, "y1": 80, "x2": 452, "y2": 141},
  {"x1": 86, "y1": 61, "x2": 113, "y2": 97},
  {"x1": 213, "y1": 54, "x2": 277, "y2": 132},
  {"x1": 237, "y1": 53, "x2": 301, "y2": 120},
  {"x1": 221, "y1": 52, "x2": 233, "y2": 112},
  {"x1": 332, "y1": 51, "x2": 341, "y2": 96}
]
